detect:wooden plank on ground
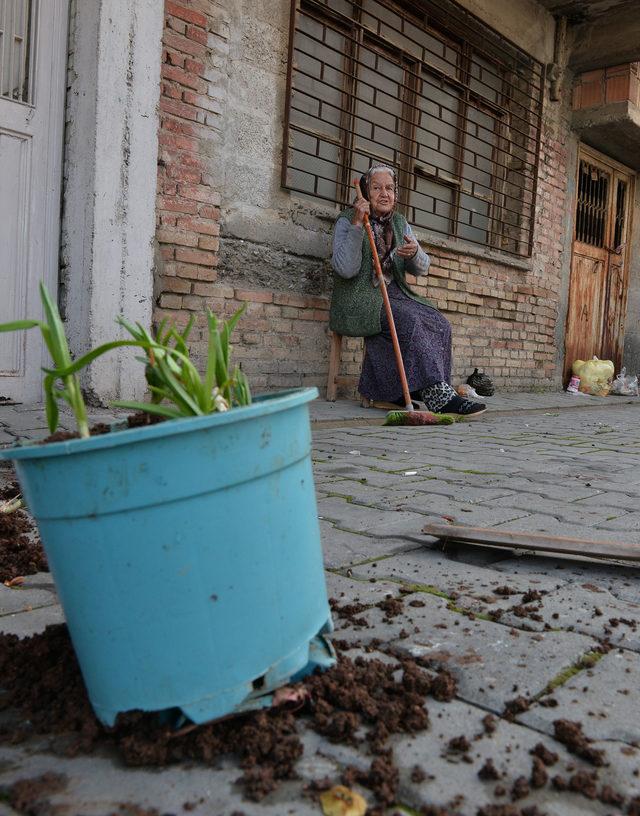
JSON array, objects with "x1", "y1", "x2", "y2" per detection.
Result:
[{"x1": 422, "y1": 523, "x2": 640, "y2": 563}]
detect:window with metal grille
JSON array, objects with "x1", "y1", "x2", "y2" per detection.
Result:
[
  {"x1": 0, "y1": 0, "x2": 36, "y2": 105},
  {"x1": 282, "y1": 0, "x2": 544, "y2": 257}
]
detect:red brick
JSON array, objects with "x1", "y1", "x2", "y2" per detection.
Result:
[
  {"x1": 157, "y1": 228, "x2": 198, "y2": 247},
  {"x1": 160, "y1": 276, "x2": 191, "y2": 294},
  {"x1": 235, "y1": 289, "x2": 273, "y2": 304},
  {"x1": 162, "y1": 63, "x2": 207, "y2": 92},
  {"x1": 184, "y1": 58, "x2": 205, "y2": 76},
  {"x1": 166, "y1": 165, "x2": 202, "y2": 184},
  {"x1": 160, "y1": 96, "x2": 199, "y2": 122},
  {"x1": 198, "y1": 205, "x2": 220, "y2": 220},
  {"x1": 176, "y1": 247, "x2": 217, "y2": 265},
  {"x1": 186, "y1": 24, "x2": 208, "y2": 45},
  {"x1": 198, "y1": 235, "x2": 219, "y2": 251},
  {"x1": 157, "y1": 196, "x2": 198, "y2": 215},
  {"x1": 166, "y1": 2, "x2": 207, "y2": 28},
  {"x1": 177, "y1": 184, "x2": 221, "y2": 205},
  {"x1": 176, "y1": 216, "x2": 220, "y2": 235},
  {"x1": 163, "y1": 30, "x2": 207, "y2": 58},
  {"x1": 159, "y1": 293, "x2": 182, "y2": 309}
]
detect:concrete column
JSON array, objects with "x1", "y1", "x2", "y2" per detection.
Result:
[{"x1": 61, "y1": 0, "x2": 163, "y2": 402}]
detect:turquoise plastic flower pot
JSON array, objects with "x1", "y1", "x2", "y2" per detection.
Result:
[{"x1": 1, "y1": 388, "x2": 334, "y2": 725}]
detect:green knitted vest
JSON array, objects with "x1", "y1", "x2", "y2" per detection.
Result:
[{"x1": 329, "y1": 209, "x2": 435, "y2": 337}]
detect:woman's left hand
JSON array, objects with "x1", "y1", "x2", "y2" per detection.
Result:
[{"x1": 395, "y1": 233, "x2": 419, "y2": 259}]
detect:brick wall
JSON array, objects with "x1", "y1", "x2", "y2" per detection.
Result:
[
  {"x1": 156, "y1": 0, "x2": 571, "y2": 399},
  {"x1": 156, "y1": 0, "x2": 337, "y2": 394}
]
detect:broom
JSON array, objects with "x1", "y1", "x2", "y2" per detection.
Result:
[{"x1": 354, "y1": 180, "x2": 456, "y2": 427}]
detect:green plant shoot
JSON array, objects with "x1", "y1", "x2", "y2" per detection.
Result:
[
  {"x1": 0, "y1": 283, "x2": 91, "y2": 437},
  {"x1": 112, "y1": 305, "x2": 251, "y2": 419}
]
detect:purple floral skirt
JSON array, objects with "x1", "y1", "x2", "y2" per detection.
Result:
[{"x1": 358, "y1": 282, "x2": 452, "y2": 402}]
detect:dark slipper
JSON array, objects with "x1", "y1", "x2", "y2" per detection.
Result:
[{"x1": 441, "y1": 395, "x2": 487, "y2": 417}]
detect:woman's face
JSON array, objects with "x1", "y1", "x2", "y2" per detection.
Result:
[{"x1": 368, "y1": 171, "x2": 395, "y2": 216}]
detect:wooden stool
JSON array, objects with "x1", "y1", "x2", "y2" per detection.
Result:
[{"x1": 326, "y1": 332, "x2": 363, "y2": 401}]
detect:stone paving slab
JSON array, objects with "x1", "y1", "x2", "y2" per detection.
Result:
[
  {"x1": 491, "y1": 512, "x2": 640, "y2": 543},
  {"x1": 496, "y1": 584, "x2": 640, "y2": 649},
  {"x1": 518, "y1": 648, "x2": 640, "y2": 744},
  {"x1": 319, "y1": 522, "x2": 424, "y2": 568},
  {"x1": 344, "y1": 548, "x2": 565, "y2": 600},
  {"x1": 331, "y1": 590, "x2": 597, "y2": 715},
  {"x1": 0, "y1": 744, "x2": 327, "y2": 816},
  {"x1": 316, "y1": 496, "x2": 431, "y2": 538},
  {"x1": 0, "y1": 584, "x2": 58, "y2": 617},
  {"x1": 0, "y1": 602, "x2": 65, "y2": 638},
  {"x1": 392, "y1": 701, "x2": 639, "y2": 816}
]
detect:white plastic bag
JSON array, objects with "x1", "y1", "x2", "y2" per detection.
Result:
[{"x1": 610, "y1": 367, "x2": 639, "y2": 396}]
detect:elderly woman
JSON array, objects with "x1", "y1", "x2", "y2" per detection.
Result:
[{"x1": 329, "y1": 164, "x2": 486, "y2": 416}]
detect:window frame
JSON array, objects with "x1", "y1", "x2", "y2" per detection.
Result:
[{"x1": 282, "y1": 0, "x2": 544, "y2": 258}]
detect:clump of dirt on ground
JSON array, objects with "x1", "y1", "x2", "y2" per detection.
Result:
[
  {"x1": 0, "y1": 624, "x2": 448, "y2": 808},
  {"x1": 0, "y1": 481, "x2": 47, "y2": 583},
  {"x1": 553, "y1": 719, "x2": 606, "y2": 766},
  {"x1": 0, "y1": 771, "x2": 68, "y2": 814}
]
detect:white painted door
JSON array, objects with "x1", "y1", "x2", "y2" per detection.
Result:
[{"x1": 0, "y1": 0, "x2": 68, "y2": 402}]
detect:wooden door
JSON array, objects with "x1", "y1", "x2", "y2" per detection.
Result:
[
  {"x1": 564, "y1": 146, "x2": 634, "y2": 382},
  {"x1": 0, "y1": 0, "x2": 69, "y2": 402}
]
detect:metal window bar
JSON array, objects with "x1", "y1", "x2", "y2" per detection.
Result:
[
  {"x1": 290, "y1": 40, "x2": 539, "y2": 195},
  {"x1": 0, "y1": 0, "x2": 35, "y2": 104},
  {"x1": 614, "y1": 179, "x2": 627, "y2": 249},
  {"x1": 284, "y1": 156, "x2": 525, "y2": 249},
  {"x1": 575, "y1": 161, "x2": 609, "y2": 248},
  {"x1": 289, "y1": 51, "x2": 538, "y2": 207},
  {"x1": 308, "y1": 0, "x2": 544, "y2": 106},
  {"x1": 283, "y1": 0, "x2": 542, "y2": 256},
  {"x1": 287, "y1": 115, "x2": 535, "y2": 225},
  {"x1": 300, "y1": 2, "x2": 541, "y2": 149},
  {"x1": 305, "y1": 0, "x2": 542, "y2": 99}
]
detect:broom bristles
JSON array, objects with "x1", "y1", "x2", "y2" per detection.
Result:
[{"x1": 383, "y1": 410, "x2": 457, "y2": 426}]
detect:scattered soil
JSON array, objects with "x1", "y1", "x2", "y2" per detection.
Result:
[
  {"x1": 529, "y1": 757, "x2": 548, "y2": 789},
  {"x1": 39, "y1": 415, "x2": 160, "y2": 446},
  {"x1": 553, "y1": 719, "x2": 606, "y2": 766},
  {"x1": 482, "y1": 714, "x2": 497, "y2": 735},
  {"x1": 477, "y1": 805, "x2": 547, "y2": 816},
  {"x1": 0, "y1": 482, "x2": 47, "y2": 583},
  {"x1": 503, "y1": 696, "x2": 531, "y2": 720},
  {"x1": 0, "y1": 624, "x2": 449, "y2": 808},
  {"x1": 0, "y1": 771, "x2": 67, "y2": 815},
  {"x1": 530, "y1": 743, "x2": 558, "y2": 767},
  {"x1": 448, "y1": 735, "x2": 471, "y2": 753},
  {"x1": 478, "y1": 759, "x2": 500, "y2": 781},
  {"x1": 494, "y1": 586, "x2": 518, "y2": 597},
  {"x1": 510, "y1": 776, "x2": 530, "y2": 801},
  {"x1": 377, "y1": 596, "x2": 404, "y2": 619},
  {"x1": 126, "y1": 412, "x2": 166, "y2": 429},
  {"x1": 521, "y1": 590, "x2": 545, "y2": 604},
  {"x1": 329, "y1": 598, "x2": 369, "y2": 627},
  {"x1": 40, "y1": 430, "x2": 79, "y2": 444}
]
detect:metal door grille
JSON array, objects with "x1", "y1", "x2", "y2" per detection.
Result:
[
  {"x1": 282, "y1": 0, "x2": 544, "y2": 257},
  {"x1": 614, "y1": 179, "x2": 627, "y2": 250},
  {"x1": 0, "y1": 0, "x2": 36, "y2": 104},
  {"x1": 575, "y1": 160, "x2": 609, "y2": 247}
]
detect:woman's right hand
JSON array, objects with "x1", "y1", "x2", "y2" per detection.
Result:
[{"x1": 352, "y1": 195, "x2": 370, "y2": 226}]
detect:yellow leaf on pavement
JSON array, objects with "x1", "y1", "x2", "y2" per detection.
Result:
[{"x1": 319, "y1": 785, "x2": 367, "y2": 816}]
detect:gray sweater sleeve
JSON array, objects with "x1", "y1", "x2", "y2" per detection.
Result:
[
  {"x1": 331, "y1": 218, "x2": 364, "y2": 279},
  {"x1": 331, "y1": 217, "x2": 430, "y2": 279},
  {"x1": 403, "y1": 223, "x2": 430, "y2": 276}
]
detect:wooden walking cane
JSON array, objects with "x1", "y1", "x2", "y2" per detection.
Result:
[{"x1": 355, "y1": 179, "x2": 414, "y2": 412}]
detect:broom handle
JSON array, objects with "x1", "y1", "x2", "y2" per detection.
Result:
[{"x1": 355, "y1": 180, "x2": 413, "y2": 411}]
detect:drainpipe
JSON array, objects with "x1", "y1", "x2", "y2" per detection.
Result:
[{"x1": 548, "y1": 15, "x2": 568, "y2": 101}]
